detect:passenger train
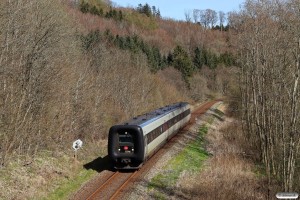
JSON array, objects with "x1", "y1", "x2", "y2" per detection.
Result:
[{"x1": 108, "y1": 102, "x2": 191, "y2": 169}]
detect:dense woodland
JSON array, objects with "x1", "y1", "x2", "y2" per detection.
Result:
[
  {"x1": 0, "y1": 0, "x2": 235, "y2": 167},
  {"x1": 234, "y1": 0, "x2": 300, "y2": 193},
  {"x1": 1, "y1": 0, "x2": 300, "y2": 198}
]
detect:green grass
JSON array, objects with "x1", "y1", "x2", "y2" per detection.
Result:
[
  {"x1": 253, "y1": 164, "x2": 267, "y2": 179},
  {"x1": 152, "y1": 191, "x2": 167, "y2": 200},
  {"x1": 206, "y1": 116, "x2": 215, "y2": 124},
  {"x1": 148, "y1": 125, "x2": 209, "y2": 196},
  {"x1": 0, "y1": 147, "x2": 106, "y2": 200},
  {"x1": 29, "y1": 148, "x2": 103, "y2": 200},
  {"x1": 42, "y1": 168, "x2": 96, "y2": 200}
]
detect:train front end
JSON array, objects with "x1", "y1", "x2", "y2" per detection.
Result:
[{"x1": 108, "y1": 125, "x2": 145, "y2": 169}]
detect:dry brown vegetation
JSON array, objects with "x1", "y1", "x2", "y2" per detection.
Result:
[
  {"x1": 0, "y1": 0, "x2": 236, "y2": 166},
  {"x1": 0, "y1": 0, "x2": 238, "y2": 199},
  {"x1": 232, "y1": 0, "x2": 300, "y2": 193},
  {"x1": 0, "y1": 0, "x2": 82, "y2": 166},
  {"x1": 0, "y1": 0, "x2": 190, "y2": 168},
  {"x1": 178, "y1": 117, "x2": 280, "y2": 200}
]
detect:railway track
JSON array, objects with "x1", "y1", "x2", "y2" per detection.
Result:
[
  {"x1": 71, "y1": 100, "x2": 220, "y2": 200},
  {"x1": 85, "y1": 171, "x2": 138, "y2": 200}
]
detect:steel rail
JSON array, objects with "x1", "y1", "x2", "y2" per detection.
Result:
[
  {"x1": 81, "y1": 100, "x2": 221, "y2": 200},
  {"x1": 109, "y1": 170, "x2": 138, "y2": 200},
  {"x1": 86, "y1": 171, "x2": 119, "y2": 200}
]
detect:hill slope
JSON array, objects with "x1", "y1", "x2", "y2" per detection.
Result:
[{"x1": 0, "y1": 0, "x2": 238, "y2": 199}]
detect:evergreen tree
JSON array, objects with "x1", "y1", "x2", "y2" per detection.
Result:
[
  {"x1": 202, "y1": 48, "x2": 208, "y2": 66},
  {"x1": 152, "y1": 6, "x2": 156, "y2": 17},
  {"x1": 105, "y1": 8, "x2": 113, "y2": 18},
  {"x1": 104, "y1": 29, "x2": 114, "y2": 43},
  {"x1": 142, "y1": 3, "x2": 152, "y2": 17},
  {"x1": 112, "y1": 9, "x2": 118, "y2": 19},
  {"x1": 81, "y1": 30, "x2": 101, "y2": 50},
  {"x1": 137, "y1": 4, "x2": 143, "y2": 13},
  {"x1": 205, "y1": 51, "x2": 218, "y2": 69},
  {"x1": 172, "y1": 45, "x2": 194, "y2": 80},
  {"x1": 118, "y1": 10, "x2": 123, "y2": 21},
  {"x1": 115, "y1": 35, "x2": 125, "y2": 49},
  {"x1": 136, "y1": 3, "x2": 160, "y2": 18},
  {"x1": 161, "y1": 55, "x2": 168, "y2": 69},
  {"x1": 90, "y1": 5, "x2": 98, "y2": 15},
  {"x1": 98, "y1": 8, "x2": 104, "y2": 16},
  {"x1": 167, "y1": 52, "x2": 173, "y2": 64},
  {"x1": 139, "y1": 40, "x2": 148, "y2": 53},
  {"x1": 80, "y1": 2, "x2": 90, "y2": 13},
  {"x1": 193, "y1": 47, "x2": 204, "y2": 69},
  {"x1": 152, "y1": 47, "x2": 162, "y2": 70},
  {"x1": 156, "y1": 9, "x2": 161, "y2": 18},
  {"x1": 83, "y1": 29, "x2": 167, "y2": 73},
  {"x1": 219, "y1": 52, "x2": 235, "y2": 66},
  {"x1": 147, "y1": 49, "x2": 155, "y2": 71}
]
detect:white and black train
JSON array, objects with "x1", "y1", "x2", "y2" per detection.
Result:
[{"x1": 108, "y1": 102, "x2": 191, "y2": 169}]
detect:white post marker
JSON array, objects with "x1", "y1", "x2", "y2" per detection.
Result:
[
  {"x1": 72, "y1": 139, "x2": 83, "y2": 161},
  {"x1": 72, "y1": 139, "x2": 83, "y2": 151}
]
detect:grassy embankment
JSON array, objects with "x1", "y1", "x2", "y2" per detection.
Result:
[
  {"x1": 39, "y1": 143, "x2": 107, "y2": 200},
  {"x1": 148, "y1": 125, "x2": 209, "y2": 199},
  {"x1": 45, "y1": 103, "x2": 219, "y2": 199},
  {"x1": 147, "y1": 102, "x2": 278, "y2": 200},
  {"x1": 148, "y1": 103, "x2": 224, "y2": 199}
]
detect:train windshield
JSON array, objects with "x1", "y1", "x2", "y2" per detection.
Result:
[
  {"x1": 119, "y1": 134, "x2": 133, "y2": 143},
  {"x1": 118, "y1": 132, "x2": 134, "y2": 153}
]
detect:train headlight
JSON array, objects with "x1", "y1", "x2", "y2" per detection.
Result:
[{"x1": 118, "y1": 148, "x2": 120, "y2": 151}]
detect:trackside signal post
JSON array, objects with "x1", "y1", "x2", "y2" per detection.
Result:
[{"x1": 72, "y1": 139, "x2": 83, "y2": 162}]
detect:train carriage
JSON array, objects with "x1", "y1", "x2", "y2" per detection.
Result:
[{"x1": 108, "y1": 102, "x2": 191, "y2": 169}]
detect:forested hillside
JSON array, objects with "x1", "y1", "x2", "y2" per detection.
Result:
[
  {"x1": 0, "y1": 0, "x2": 236, "y2": 166},
  {"x1": 3, "y1": 0, "x2": 300, "y2": 199},
  {"x1": 0, "y1": 0, "x2": 238, "y2": 199}
]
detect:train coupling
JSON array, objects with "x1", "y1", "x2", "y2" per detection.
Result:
[{"x1": 121, "y1": 158, "x2": 131, "y2": 164}]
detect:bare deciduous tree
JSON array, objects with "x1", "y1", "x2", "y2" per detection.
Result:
[
  {"x1": 0, "y1": 0, "x2": 81, "y2": 165},
  {"x1": 207, "y1": 9, "x2": 218, "y2": 28},
  {"x1": 185, "y1": 10, "x2": 192, "y2": 23},
  {"x1": 197, "y1": 9, "x2": 218, "y2": 29},
  {"x1": 193, "y1": 9, "x2": 200, "y2": 24},
  {"x1": 235, "y1": 0, "x2": 300, "y2": 193},
  {"x1": 219, "y1": 11, "x2": 226, "y2": 31}
]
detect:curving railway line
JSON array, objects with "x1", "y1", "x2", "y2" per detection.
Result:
[{"x1": 70, "y1": 100, "x2": 220, "y2": 200}]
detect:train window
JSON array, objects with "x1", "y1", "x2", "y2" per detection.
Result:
[
  {"x1": 148, "y1": 130, "x2": 155, "y2": 144},
  {"x1": 163, "y1": 123, "x2": 168, "y2": 132},
  {"x1": 119, "y1": 134, "x2": 133, "y2": 143},
  {"x1": 148, "y1": 133, "x2": 151, "y2": 144},
  {"x1": 119, "y1": 133, "x2": 134, "y2": 153}
]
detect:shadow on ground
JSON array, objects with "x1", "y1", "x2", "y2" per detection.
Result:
[{"x1": 83, "y1": 155, "x2": 115, "y2": 173}]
